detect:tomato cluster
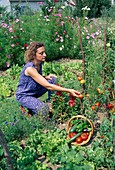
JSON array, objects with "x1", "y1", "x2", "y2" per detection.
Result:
[{"x1": 69, "y1": 132, "x2": 89, "y2": 144}]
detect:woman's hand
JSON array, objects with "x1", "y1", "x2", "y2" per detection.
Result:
[
  {"x1": 45, "y1": 74, "x2": 57, "y2": 80},
  {"x1": 69, "y1": 89, "x2": 80, "y2": 97}
]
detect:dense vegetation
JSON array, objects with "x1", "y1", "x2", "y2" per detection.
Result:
[{"x1": 0, "y1": 1, "x2": 115, "y2": 170}]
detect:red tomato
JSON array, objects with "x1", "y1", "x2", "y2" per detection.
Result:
[
  {"x1": 107, "y1": 103, "x2": 114, "y2": 109},
  {"x1": 77, "y1": 77, "x2": 83, "y2": 81},
  {"x1": 76, "y1": 136, "x2": 83, "y2": 144},
  {"x1": 78, "y1": 94, "x2": 84, "y2": 99},
  {"x1": 100, "y1": 135, "x2": 104, "y2": 139},
  {"x1": 69, "y1": 93, "x2": 76, "y2": 101},
  {"x1": 95, "y1": 102, "x2": 100, "y2": 107},
  {"x1": 81, "y1": 132, "x2": 88, "y2": 141},
  {"x1": 68, "y1": 100, "x2": 76, "y2": 107},
  {"x1": 56, "y1": 91, "x2": 62, "y2": 96},
  {"x1": 69, "y1": 132, "x2": 76, "y2": 138},
  {"x1": 91, "y1": 106, "x2": 95, "y2": 110}
]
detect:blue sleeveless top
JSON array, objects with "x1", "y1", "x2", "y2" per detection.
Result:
[{"x1": 16, "y1": 62, "x2": 43, "y2": 100}]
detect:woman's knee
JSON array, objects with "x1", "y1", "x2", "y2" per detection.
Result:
[{"x1": 35, "y1": 103, "x2": 49, "y2": 114}]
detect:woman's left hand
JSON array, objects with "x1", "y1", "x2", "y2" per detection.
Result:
[{"x1": 45, "y1": 74, "x2": 57, "y2": 80}]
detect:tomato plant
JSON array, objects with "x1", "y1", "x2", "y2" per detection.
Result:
[{"x1": 69, "y1": 93, "x2": 76, "y2": 101}]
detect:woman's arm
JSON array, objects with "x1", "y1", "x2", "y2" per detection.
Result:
[{"x1": 25, "y1": 67, "x2": 80, "y2": 97}]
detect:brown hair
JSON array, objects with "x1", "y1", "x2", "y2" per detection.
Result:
[{"x1": 24, "y1": 42, "x2": 44, "y2": 63}]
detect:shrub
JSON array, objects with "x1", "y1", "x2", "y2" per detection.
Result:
[{"x1": 73, "y1": 0, "x2": 111, "y2": 18}]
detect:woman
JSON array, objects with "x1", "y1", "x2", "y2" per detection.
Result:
[{"x1": 16, "y1": 42, "x2": 80, "y2": 115}]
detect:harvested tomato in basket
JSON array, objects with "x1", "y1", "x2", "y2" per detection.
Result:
[
  {"x1": 81, "y1": 132, "x2": 89, "y2": 141},
  {"x1": 76, "y1": 136, "x2": 83, "y2": 144},
  {"x1": 69, "y1": 132, "x2": 77, "y2": 138}
]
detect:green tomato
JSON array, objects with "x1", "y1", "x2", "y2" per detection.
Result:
[{"x1": 106, "y1": 42, "x2": 110, "y2": 47}]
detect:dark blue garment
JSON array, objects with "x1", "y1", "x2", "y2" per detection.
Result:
[{"x1": 16, "y1": 62, "x2": 56, "y2": 114}]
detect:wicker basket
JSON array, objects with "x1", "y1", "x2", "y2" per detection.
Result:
[{"x1": 67, "y1": 115, "x2": 94, "y2": 146}]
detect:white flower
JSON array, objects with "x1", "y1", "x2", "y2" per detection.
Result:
[
  {"x1": 85, "y1": 17, "x2": 88, "y2": 20},
  {"x1": 61, "y1": 6, "x2": 65, "y2": 9},
  {"x1": 60, "y1": 38, "x2": 64, "y2": 42},
  {"x1": 46, "y1": 19, "x2": 50, "y2": 22},
  {"x1": 59, "y1": 45, "x2": 64, "y2": 51},
  {"x1": 82, "y1": 6, "x2": 90, "y2": 11}
]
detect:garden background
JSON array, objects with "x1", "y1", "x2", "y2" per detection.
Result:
[{"x1": 0, "y1": 0, "x2": 115, "y2": 170}]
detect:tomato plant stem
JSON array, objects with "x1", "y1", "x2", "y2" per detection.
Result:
[{"x1": 76, "y1": 17, "x2": 85, "y2": 93}]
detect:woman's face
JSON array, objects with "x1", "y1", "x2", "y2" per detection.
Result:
[{"x1": 35, "y1": 46, "x2": 46, "y2": 62}]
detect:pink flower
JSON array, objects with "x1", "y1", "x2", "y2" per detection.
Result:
[
  {"x1": 11, "y1": 44, "x2": 15, "y2": 47},
  {"x1": 91, "y1": 33, "x2": 95, "y2": 39},
  {"x1": 53, "y1": 13, "x2": 62, "y2": 17},
  {"x1": 2, "y1": 23, "x2": 8, "y2": 28},
  {"x1": 92, "y1": 41, "x2": 95, "y2": 45},
  {"x1": 7, "y1": 55, "x2": 11, "y2": 58},
  {"x1": 15, "y1": 19, "x2": 19, "y2": 23},
  {"x1": 63, "y1": 30, "x2": 67, "y2": 34},
  {"x1": 16, "y1": 42, "x2": 19, "y2": 46},
  {"x1": 95, "y1": 31, "x2": 99, "y2": 35},
  {"x1": 9, "y1": 27, "x2": 13, "y2": 32},
  {"x1": 54, "y1": 0, "x2": 58, "y2": 2},
  {"x1": 6, "y1": 62, "x2": 10, "y2": 67},
  {"x1": 37, "y1": 2, "x2": 44, "y2": 5},
  {"x1": 56, "y1": 38, "x2": 59, "y2": 42},
  {"x1": 86, "y1": 36, "x2": 90, "y2": 39},
  {"x1": 61, "y1": 21, "x2": 64, "y2": 25}
]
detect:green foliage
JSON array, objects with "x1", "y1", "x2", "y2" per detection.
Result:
[
  {"x1": 73, "y1": 0, "x2": 111, "y2": 18},
  {"x1": 0, "y1": 97, "x2": 57, "y2": 143},
  {"x1": 0, "y1": 64, "x2": 22, "y2": 98},
  {"x1": 0, "y1": 4, "x2": 115, "y2": 169},
  {"x1": 0, "y1": 119, "x2": 114, "y2": 169}
]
